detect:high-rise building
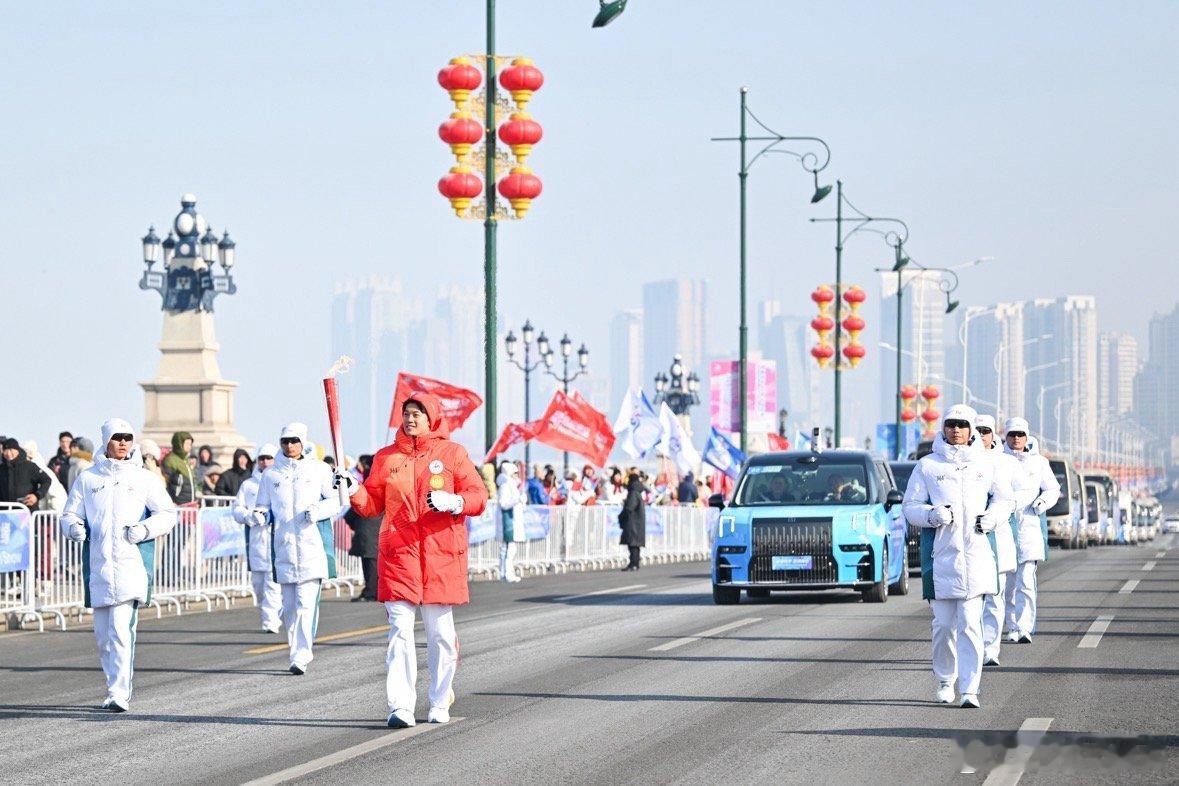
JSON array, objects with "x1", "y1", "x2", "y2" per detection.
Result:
[
  {"x1": 1023, "y1": 296, "x2": 1098, "y2": 458},
  {"x1": 1134, "y1": 305, "x2": 1179, "y2": 465},
  {"x1": 642, "y1": 279, "x2": 708, "y2": 386},
  {"x1": 757, "y1": 301, "x2": 819, "y2": 433},
  {"x1": 608, "y1": 309, "x2": 643, "y2": 408},
  {"x1": 1098, "y1": 332, "x2": 1138, "y2": 416},
  {"x1": 959, "y1": 301, "x2": 1026, "y2": 420},
  {"x1": 879, "y1": 270, "x2": 951, "y2": 420}
]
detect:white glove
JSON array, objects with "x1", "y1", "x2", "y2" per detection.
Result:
[
  {"x1": 64, "y1": 521, "x2": 87, "y2": 542},
  {"x1": 927, "y1": 506, "x2": 954, "y2": 527},
  {"x1": 299, "y1": 509, "x2": 316, "y2": 526},
  {"x1": 975, "y1": 512, "x2": 998, "y2": 533},
  {"x1": 426, "y1": 490, "x2": 464, "y2": 515},
  {"x1": 334, "y1": 471, "x2": 360, "y2": 497},
  {"x1": 124, "y1": 523, "x2": 149, "y2": 544},
  {"x1": 250, "y1": 509, "x2": 268, "y2": 527},
  {"x1": 1031, "y1": 498, "x2": 1049, "y2": 515}
]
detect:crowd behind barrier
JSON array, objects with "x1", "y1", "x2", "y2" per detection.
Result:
[{"x1": 0, "y1": 499, "x2": 715, "y2": 632}]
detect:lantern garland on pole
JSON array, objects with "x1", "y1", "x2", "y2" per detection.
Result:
[
  {"x1": 437, "y1": 55, "x2": 545, "y2": 220},
  {"x1": 810, "y1": 285, "x2": 836, "y2": 369},
  {"x1": 919, "y1": 384, "x2": 941, "y2": 437},
  {"x1": 811, "y1": 284, "x2": 868, "y2": 370}
]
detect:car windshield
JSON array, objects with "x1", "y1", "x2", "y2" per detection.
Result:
[
  {"x1": 889, "y1": 463, "x2": 915, "y2": 493},
  {"x1": 1085, "y1": 487, "x2": 1099, "y2": 522},
  {"x1": 1047, "y1": 463, "x2": 1070, "y2": 516},
  {"x1": 735, "y1": 459, "x2": 871, "y2": 506}
]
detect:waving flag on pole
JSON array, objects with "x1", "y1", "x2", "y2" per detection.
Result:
[
  {"x1": 656, "y1": 402, "x2": 701, "y2": 475},
  {"x1": 612, "y1": 386, "x2": 662, "y2": 459},
  {"x1": 795, "y1": 429, "x2": 813, "y2": 450},
  {"x1": 702, "y1": 426, "x2": 746, "y2": 480}
]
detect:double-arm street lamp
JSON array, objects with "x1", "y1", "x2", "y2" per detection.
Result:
[
  {"x1": 504, "y1": 320, "x2": 550, "y2": 466},
  {"x1": 545, "y1": 333, "x2": 590, "y2": 474},
  {"x1": 712, "y1": 88, "x2": 832, "y2": 453},
  {"x1": 653, "y1": 354, "x2": 701, "y2": 426}
]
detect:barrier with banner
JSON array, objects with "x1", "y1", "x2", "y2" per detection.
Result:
[{"x1": 9, "y1": 500, "x2": 713, "y2": 632}]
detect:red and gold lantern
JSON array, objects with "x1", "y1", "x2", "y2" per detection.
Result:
[
  {"x1": 498, "y1": 165, "x2": 543, "y2": 217},
  {"x1": 842, "y1": 343, "x2": 866, "y2": 368},
  {"x1": 498, "y1": 112, "x2": 543, "y2": 164},
  {"x1": 438, "y1": 165, "x2": 483, "y2": 217},
  {"x1": 921, "y1": 408, "x2": 941, "y2": 426},
  {"x1": 841, "y1": 314, "x2": 866, "y2": 342},
  {"x1": 499, "y1": 57, "x2": 544, "y2": 110},
  {"x1": 438, "y1": 57, "x2": 483, "y2": 110},
  {"x1": 838, "y1": 284, "x2": 867, "y2": 369},
  {"x1": 438, "y1": 112, "x2": 484, "y2": 162},
  {"x1": 901, "y1": 409, "x2": 917, "y2": 423},
  {"x1": 810, "y1": 315, "x2": 835, "y2": 338},
  {"x1": 810, "y1": 285, "x2": 836, "y2": 369},
  {"x1": 921, "y1": 385, "x2": 940, "y2": 404},
  {"x1": 900, "y1": 385, "x2": 918, "y2": 402},
  {"x1": 811, "y1": 344, "x2": 835, "y2": 369}
]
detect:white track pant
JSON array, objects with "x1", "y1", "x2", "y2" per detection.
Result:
[
  {"x1": 385, "y1": 601, "x2": 458, "y2": 715},
  {"x1": 499, "y1": 542, "x2": 520, "y2": 581},
  {"x1": 982, "y1": 571, "x2": 1012, "y2": 661},
  {"x1": 930, "y1": 595, "x2": 985, "y2": 697},
  {"x1": 1004, "y1": 561, "x2": 1038, "y2": 636},
  {"x1": 281, "y1": 580, "x2": 321, "y2": 669},
  {"x1": 251, "y1": 571, "x2": 283, "y2": 632},
  {"x1": 93, "y1": 601, "x2": 139, "y2": 706}
]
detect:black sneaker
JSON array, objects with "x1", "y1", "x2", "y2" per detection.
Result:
[{"x1": 289, "y1": 664, "x2": 306, "y2": 675}]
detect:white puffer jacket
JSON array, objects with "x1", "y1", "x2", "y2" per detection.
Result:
[
  {"x1": 60, "y1": 452, "x2": 177, "y2": 607},
  {"x1": 253, "y1": 454, "x2": 344, "y2": 583},
  {"x1": 982, "y1": 440, "x2": 1020, "y2": 573},
  {"x1": 1004, "y1": 439, "x2": 1060, "y2": 563},
  {"x1": 232, "y1": 468, "x2": 270, "y2": 573},
  {"x1": 903, "y1": 434, "x2": 1013, "y2": 600}
]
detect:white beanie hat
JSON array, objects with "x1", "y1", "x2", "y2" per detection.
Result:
[
  {"x1": 279, "y1": 422, "x2": 308, "y2": 443},
  {"x1": 257, "y1": 442, "x2": 278, "y2": 459},
  {"x1": 975, "y1": 414, "x2": 996, "y2": 431},
  {"x1": 1005, "y1": 417, "x2": 1030, "y2": 435},
  {"x1": 942, "y1": 404, "x2": 977, "y2": 428},
  {"x1": 100, "y1": 418, "x2": 136, "y2": 447},
  {"x1": 140, "y1": 439, "x2": 162, "y2": 461}
]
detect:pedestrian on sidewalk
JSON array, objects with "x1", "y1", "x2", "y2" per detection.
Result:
[
  {"x1": 162, "y1": 431, "x2": 195, "y2": 505},
  {"x1": 1002, "y1": 418, "x2": 1060, "y2": 644},
  {"x1": 252, "y1": 423, "x2": 343, "y2": 675},
  {"x1": 338, "y1": 393, "x2": 488, "y2": 728},
  {"x1": 46, "y1": 431, "x2": 73, "y2": 489},
  {"x1": 619, "y1": 470, "x2": 646, "y2": 571},
  {"x1": 496, "y1": 461, "x2": 525, "y2": 582},
  {"x1": 975, "y1": 415, "x2": 1019, "y2": 666},
  {"x1": 59, "y1": 418, "x2": 177, "y2": 712},
  {"x1": 344, "y1": 454, "x2": 381, "y2": 602},
  {"x1": 232, "y1": 443, "x2": 282, "y2": 633},
  {"x1": 902, "y1": 405, "x2": 1012, "y2": 709},
  {"x1": 215, "y1": 448, "x2": 253, "y2": 497}
]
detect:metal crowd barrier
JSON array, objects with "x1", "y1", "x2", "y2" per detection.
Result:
[{"x1": 6, "y1": 500, "x2": 714, "y2": 632}]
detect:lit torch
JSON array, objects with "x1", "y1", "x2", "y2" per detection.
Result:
[{"x1": 324, "y1": 355, "x2": 355, "y2": 503}]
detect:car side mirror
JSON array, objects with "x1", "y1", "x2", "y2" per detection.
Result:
[
  {"x1": 884, "y1": 489, "x2": 904, "y2": 511},
  {"x1": 708, "y1": 493, "x2": 726, "y2": 510}
]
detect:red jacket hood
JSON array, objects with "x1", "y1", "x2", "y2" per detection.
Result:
[{"x1": 393, "y1": 391, "x2": 451, "y2": 453}]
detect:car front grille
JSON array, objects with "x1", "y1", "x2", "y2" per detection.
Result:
[{"x1": 749, "y1": 518, "x2": 836, "y2": 583}]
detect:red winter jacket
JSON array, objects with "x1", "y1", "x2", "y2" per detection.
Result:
[{"x1": 350, "y1": 393, "x2": 488, "y2": 605}]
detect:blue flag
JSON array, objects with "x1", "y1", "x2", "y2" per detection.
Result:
[{"x1": 703, "y1": 427, "x2": 746, "y2": 480}]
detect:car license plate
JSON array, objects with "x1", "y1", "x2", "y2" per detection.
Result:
[{"x1": 772, "y1": 555, "x2": 813, "y2": 571}]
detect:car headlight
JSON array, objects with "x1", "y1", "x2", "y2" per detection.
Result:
[{"x1": 718, "y1": 515, "x2": 736, "y2": 537}]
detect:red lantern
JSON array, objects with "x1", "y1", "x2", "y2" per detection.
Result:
[
  {"x1": 438, "y1": 165, "x2": 482, "y2": 217},
  {"x1": 901, "y1": 409, "x2": 917, "y2": 423},
  {"x1": 900, "y1": 385, "x2": 918, "y2": 401},
  {"x1": 810, "y1": 315, "x2": 835, "y2": 335},
  {"x1": 498, "y1": 165, "x2": 543, "y2": 217},
  {"x1": 841, "y1": 315, "x2": 866, "y2": 342},
  {"x1": 921, "y1": 385, "x2": 941, "y2": 402},
  {"x1": 498, "y1": 112, "x2": 543, "y2": 164},
  {"x1": 438, "y1": 57, "x2": 483, "y2": 109},
  {"x1": 439, "y1": 112, "x2": 483, "y2": 161},
  {"x1": 499, "y1": 57, "x2": 544, "y2": 109},
  {"x1": 842, "y1": 343, "x2": 867, "y2": 367},
  {"x1": 811, "y1": 286, "x2": 835, "y2": 305},
  {"x1": 843, "y1": 285, "x2": 867, "y2": 305},
  {"x1": 811, "y1": 344, "x2": 835, "y2": 368},
  {"x1": 921, "y1": 408, "x2": 941, "y2": 424}
]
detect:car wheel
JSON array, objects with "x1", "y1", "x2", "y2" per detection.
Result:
[
  {"x1": 889, "y1": 544, "x2": 909, "y2": 596},
  {"x1": 713, "y1": 584, "x2": 740, "y2": 605},
  {"x1": 862, "y1": 542, "x2": 889, "y2": 604},
  {"x1": 746, "y1": 588, "x2": 770, "y2": 599}
]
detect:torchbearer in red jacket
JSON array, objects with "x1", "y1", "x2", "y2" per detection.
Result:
[{"x1": 339, "y1": 392, "x2": 488, "y2": 728}]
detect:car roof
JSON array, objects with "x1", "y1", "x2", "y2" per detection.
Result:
[{"x1": 746, "y1": 449, "x2": 874, "y2": 467}]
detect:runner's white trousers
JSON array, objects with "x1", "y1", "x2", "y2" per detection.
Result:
[
  {"x1": 983, "y1": 571, "x2": 1013, "y2": 661},
  {"x1": 385, "y1": 601, "x2": 458, "y2": 716},
  {"x1": 931, "y1": 595, "x2": 985, "y2": 696},
  {"x1": 282, "y1": 580, "x2": 321, "y2": 669},
  {"x1": 251, "y1": 570, "x2": 283, "y2": 632},
  {"x1": 1004, "y1": 561, "x2": 1038, "y2": 636},
  {"x1": 93, "y1": 601, "x2": 139, "y2": 706}
]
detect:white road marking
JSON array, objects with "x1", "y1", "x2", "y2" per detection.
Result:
[
  {"x1": 982, "y1": 717, "x2": 1053, "y2": 786},
  {"x1": 1155, "y1": 551, "x2": 1166, "y2": 558},
  {"x1": 1118, "y1": 579, "x2": 1139, "y2": 595},
  {"x1": 554, "y1": 584, "x2": 646, "y2": 602},
  {"x1": 649, "y1": 617, "x2": 761, "y2": 652},
  {"x1": 1078, "y1": 615, "x2": 1114, "y2": 649},
  {"x1": 1142, "y1": 561, "x2": 1156, "y2": 571},
  {"x1": 240, "y1": 720, "x2": 457, "y2": 785}
]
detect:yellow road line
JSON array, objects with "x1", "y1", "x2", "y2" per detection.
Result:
[{"x1": 245, "y1": 624, "x2": 390, "y2": 655}]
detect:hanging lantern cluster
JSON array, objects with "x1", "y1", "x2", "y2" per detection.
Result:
[
  {"x1": 810, "y1": 285, "x2": 836, "y2": 368},
  {"x1": 900, "y1": 385, "x2": 918, "y2": 423},
  {"x1": 436, "y1": 55, "x2": 545, "y2": 219},
  {"x1": 920, "y1": 385, "x2": 941, "y2": 435},
  {"x1": 841, "y1": 285, "x2": 868, "y2": 368}
]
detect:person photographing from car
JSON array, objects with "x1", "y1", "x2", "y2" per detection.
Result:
[{"x1": 902, "y1": 405, "x2": 1012, "y2": 709}]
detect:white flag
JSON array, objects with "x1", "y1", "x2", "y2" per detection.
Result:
[
  {"x1": 611, "y1": 387, "x2": 662, "y2": 459},
  {"x1": 657, "y1": 402, "x2": 701, "y2": 475}
]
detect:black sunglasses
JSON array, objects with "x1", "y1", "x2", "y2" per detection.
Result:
[
  {"x1": 279, "y1": 437, "x2": 301, "y2": 446},
  {"x1": 1006, "y1": 432, "x2": 1027, "y2": 440},
  {"x1": 110, "y1": 433, "x2": 134, "y2": 443},
  {"x1": 944, "y1": 420, "x2": 971, "y2": 429},
  {"x1": 976, "y1": 427, "x2": 993, "y2": 435}
]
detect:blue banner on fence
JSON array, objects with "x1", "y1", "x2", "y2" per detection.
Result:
[
  {"x1": 0, "y1": 509, "x2": 31, "y2": 572},
  {"x1": 467, "y1": 510, "x2": 496, "y2": 544},
  {"x1": 520, "y1": 506, "x2": 554, "y2": 540},
  {"x1": 468, "y1": 506, "x2": 555, "y2": 544},
  {"x1": 604, "y1": 504, "x2": 665, "y2": 537},
  {"x1": 199, "y1": 507, "x2": 246, "y2": 560}
]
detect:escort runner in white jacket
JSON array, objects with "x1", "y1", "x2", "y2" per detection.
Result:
[
  {"x1": 232, "y1": 443, "x2": 282, "y2": 633},
  {"x1": 252, "y1": 423, "x2": 343, "y2": 674},
  {"x1": 902, "y1": 405, "x2": 1013, "y2": 709},
  {"x1": 975, "y1": 415, "x2": 1019, "y2": 666},
  {"x1": 496, "y1": 462, "x2": 525, "y2": 583},
  {"x1": 60, "y1": 418, "x2": 177, "y2": 712},
  {"x1": 1001, "y1": 418, "x2": 1060, "y2": 643}
]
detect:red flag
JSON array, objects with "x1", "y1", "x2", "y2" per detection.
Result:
[
  {"x1": 389, "y1": 372, "x2": 482, "y2": 431},
  {"x1": 767, "y1": 433, "x2": 791, "y2": 451},
  {"x1": 531, "y1": 390, "x2": 616, "y2": 467},
  {"x1": 484, "y1": 420, "x2": 542, "y2": 464}
]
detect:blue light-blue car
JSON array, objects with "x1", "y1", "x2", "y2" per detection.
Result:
[{"x1": 711, "y1": 449, "x2": 909, "y2": 604}]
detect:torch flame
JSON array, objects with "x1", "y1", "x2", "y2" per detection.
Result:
[{"x1": 326, "y1": 355, "x2": 355, "y2": 378}]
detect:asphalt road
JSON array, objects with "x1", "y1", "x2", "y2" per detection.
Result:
[{"x1": 2, "y1": 527, "x2": 1175, "y2": 785}]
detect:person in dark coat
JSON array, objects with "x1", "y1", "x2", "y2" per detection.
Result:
[
  {"x1": 0, "y1": 439, "x2": 52, "y2": 509},
  {"x1": 677, "y1": 472, "x2": 698, "y2": 504},
  {"x1": 345, "y1": 454, "x2": 381, "y2": 601},
  {"x1": 619, "y1": 472, "x2": 646, "y2": 571},
  {"x1": 47, "y1": 431, "x2": 73, "y2": 489},
  {"x1": 214, "y1": 448, "x2": 252, "y2": 497}
]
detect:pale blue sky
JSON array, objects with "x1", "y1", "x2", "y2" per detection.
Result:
[{"x1": 4, "y1": 2, "x2": 1176, "y2": 450}]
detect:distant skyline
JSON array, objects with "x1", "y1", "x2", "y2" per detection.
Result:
[{"x1": 4, "y1": 3, "x2": 1177, "y2": 449}]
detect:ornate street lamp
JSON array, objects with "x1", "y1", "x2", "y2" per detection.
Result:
[
  {"x1": 653, "y1": 354, "x2": 701, "y2": 421},
  {"x1": 542, "y1": 331, "x2": 590, "y2": 473},
  {"x1": 139, "y1": 194, "x2": 237, "y2": 312},
  {"x1": 141, "y1": 226, "x2": 161, "y2": 267},
  {"x1": 505, "y1": 319, "x2": 548, "y2": 466}
]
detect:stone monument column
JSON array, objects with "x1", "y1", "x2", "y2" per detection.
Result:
[{"x1": 138, "y1": 195, "x2": 251, "y2": 467}]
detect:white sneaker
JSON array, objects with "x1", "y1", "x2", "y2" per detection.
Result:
[
  {"x1": 427, "y1": 706, "x2": 451, "y2": 724},
  {"x1": 387, "y1": 709, "x2": 416, "y2": 728},
  {"x1": 1006, "y1": 631, "x2": 1020, "y2": 643},
  {"x1": 935, "y1": 683, "x2": 955, "y2": 704},
  {"x1": 960, "y1": 694, "x2": 980, "y2": 709}
]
